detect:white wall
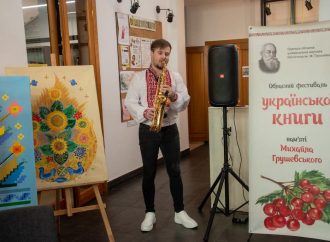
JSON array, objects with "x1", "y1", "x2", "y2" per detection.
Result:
[
  {"x1": 185, "y1": 0, "x2": 260, "y2": 47},
  {"x1": 319, "y1": 0, "x2": 330, "y2": 21},
  {"x1": 95, "y1": 0, "x2": 189, "y2": 180},
  {"x1": 0, "y1": 0, "x2": 27, "y2": 74}
]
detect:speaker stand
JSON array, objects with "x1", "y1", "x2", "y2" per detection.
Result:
[{"x1": 198, "y1": 106, "x2": 249, "y2": 241}]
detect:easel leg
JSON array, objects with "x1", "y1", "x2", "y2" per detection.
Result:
[
  {"x1": 37, "y1": 191, "x2": 42, "y2": 205},
  {"x1": 93, "y1": 184, "x2": 115, "y2": 242},
  {"x1": 55, "y1": 189, "x2": 62, "y2": 234},
  {"x1": 64, "y1": 188, "x2": 73, "y2": 217}
]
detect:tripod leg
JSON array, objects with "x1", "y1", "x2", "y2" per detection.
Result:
[
  {"x1": 228, "y1": 168, "x2": 249, "y2": 191},
  {"x1": 247, "y1": 233, "x2": 253, "y2": 242},
  {"x1": 198, "y1": 170, "x2": 223, "y2": 211},
  {"x1": 203, "y1": 171, "x2": 225, "y2": 242}
]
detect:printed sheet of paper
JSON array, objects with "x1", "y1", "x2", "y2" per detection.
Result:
[
  {"x1": 130, "y1": 36, "x2": 141, "y2": 68},
  {"x1": 117, "y1": 13, "x2": 129, "y2": 45},
  {"x1": 141, "y1": 38, "x2": 153, "y2": 68}
]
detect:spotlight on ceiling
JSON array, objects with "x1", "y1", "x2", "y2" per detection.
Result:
[
  {"x1": 156, "y1": 5, "x2": 175, "y2": 23},
  {"x1": 130, "y1": 0, "x2": 140, "y2": 14},
  {"x1": 265, "y1": 4, "x2": 271, "y2": 16},
  {"x1": 305, "y1": 0, "x2": 313, "y2": 11}
]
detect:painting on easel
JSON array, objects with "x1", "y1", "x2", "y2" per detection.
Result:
[
  {"x1": 6, "y1": 66, "x2": 108, "y2": 190},
  {"x1": 0, "y1": 76, "x2": 37, "y2": 210}
]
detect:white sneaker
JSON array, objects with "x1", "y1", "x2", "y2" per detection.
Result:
[
  {"x1": 174, "y1": 210, "x2": 198, "y2": 229},
  {"x1": 141, "y1": 212, "x2": 156, "y2": 232}
]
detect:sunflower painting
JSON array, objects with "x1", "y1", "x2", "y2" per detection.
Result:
[{"x1": 6, "y1": 66, "x2": 108, "y2": 190}]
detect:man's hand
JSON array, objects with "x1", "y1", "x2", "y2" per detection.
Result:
[
  {"x1": 144, "y1": 108, "x2": 155, "y2": 121},
  {"x1": 161, "y1": 84, "x2": 176, "y2": 101}
]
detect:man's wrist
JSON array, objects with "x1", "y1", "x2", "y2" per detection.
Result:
[
  {"x1": 143, "y1": 109, "x2": 150, "y2": 119},
  {"x1": 169, "y1": 92, "x2": 178, "y2": 102}
]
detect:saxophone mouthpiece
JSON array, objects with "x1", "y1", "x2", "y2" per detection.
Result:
[
  {"x1": 162, "y1": 60, "x2": 167, "y2": 68},
  {"x1": 164, "y1": 90, "x2": 169, "y2": 96}
]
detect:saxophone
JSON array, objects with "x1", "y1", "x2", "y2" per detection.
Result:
[{"x1": 150, "y1": 63, "x2": 169, "y2": 132}]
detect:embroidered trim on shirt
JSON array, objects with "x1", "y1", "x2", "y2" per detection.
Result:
[{"x1": 146, "y1": 66, "x2": 172, "y2": 107}]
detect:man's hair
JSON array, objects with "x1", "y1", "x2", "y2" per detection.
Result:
[
  {"x1": 150, "y1": 39, "x2": 172, "y2": 51},
  {"x1": 261, "y1": 43, "x2": 276, "y2": 53}
]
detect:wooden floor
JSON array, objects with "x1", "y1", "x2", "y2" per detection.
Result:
[{"x1": 58, "y1": 144, "x2": 325, "y2": 242}]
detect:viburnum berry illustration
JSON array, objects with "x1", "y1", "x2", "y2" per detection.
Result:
[{"x1": 256, "y1": 170, "x2": 330, "y2": 231}]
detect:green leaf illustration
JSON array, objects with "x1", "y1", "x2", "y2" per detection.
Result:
[
  {"x1": 45, "y1": 134, "x2": 53, "y2": 142},
  {"x1": 58, "y1": 130, "x2": 72, "y2": 140},
  {"x1": 297, "y1": 170, "x2": 330, "y2": 190},
  {"x1": 39, "y1": 106, "x2": 50, "y2": 119},
  {"x1": 67, "y1": 141, "x2": 77, "y2": 153},
  {"x1": 40, "y1": 145, "x2": 53, "y2": 156},
  {"x1": 63, "y1": 105, "x2": 76, "y2": 118},
  {"x1": 256, "y1": 190, "x2": 283, "y2": 205},
  {"x1": 66, "y1": 119, "x2": 76, "y2": 129},
  {"x1": 322, "y1": 204, "x2": 330, "y2": 224},
  {"x1": 54, "y1": 152, "x2": 68, "y2": 165},
  {"x1": 51, "y1": 100, "x2": 64, "y2": 112},
  {"x1": 40, "y1": 122, "x2": 50, "y2": 132}
]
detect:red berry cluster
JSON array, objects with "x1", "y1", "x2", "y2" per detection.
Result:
[{"x1": 263, "y1": 179, "x2": 330, "y2": 231}]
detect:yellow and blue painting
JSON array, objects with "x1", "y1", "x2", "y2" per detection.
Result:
[
  {"x1": 0, "y1": 76, "x2": 37, "y2": 210},
  {"x1": 6, "y1": 66, "x2": 108, "y2": 190}
]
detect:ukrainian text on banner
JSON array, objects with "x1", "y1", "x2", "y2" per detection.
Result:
[
  {"x1": 248, "y1": 21, "x2": 330, "y2": 241},
  {"x1": 0, "y1": 76, "x2": 37, "y2": 210}
]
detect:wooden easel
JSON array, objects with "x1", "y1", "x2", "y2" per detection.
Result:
[
  {"x1": 52, "y1": 184, "x2": 115, "y2": 242},
  {"x1": 38, "y1": 54, "x2": 115, "y2": 242}
]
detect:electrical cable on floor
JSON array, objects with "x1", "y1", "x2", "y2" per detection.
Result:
[{"x1": 233, "y1": 107, "x2": 248, "y2": 202}]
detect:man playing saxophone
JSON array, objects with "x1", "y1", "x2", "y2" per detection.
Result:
[{"x1": 125, "y1": 39, "x2": 197, "y2": 232}]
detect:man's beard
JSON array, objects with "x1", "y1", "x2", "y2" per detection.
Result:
[
  {"x1": 264, "y1": 58, "x2": 279, "y2": 70},
  {"x1": 155, "y1": 64, "x2": 163, "y2": 70},
  {"x1": 155, "y1": 61, "x2": 166, "y2": 70}
]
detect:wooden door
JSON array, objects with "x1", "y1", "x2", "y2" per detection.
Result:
[{"x1": 186, "y1": 47, "x2": 209, "y2": 142}]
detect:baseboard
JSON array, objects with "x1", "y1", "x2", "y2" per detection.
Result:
[{"x1": 108, "y1": 148, "x2": 190, "y2": 190}]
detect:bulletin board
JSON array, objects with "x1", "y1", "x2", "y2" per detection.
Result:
[{"x1": 115, "y1": 12, "x2": 162, "y2": 122}]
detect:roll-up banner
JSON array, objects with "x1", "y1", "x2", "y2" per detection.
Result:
[{"x1": 249, "y1": 21, "x2": 330, "y2": 241}]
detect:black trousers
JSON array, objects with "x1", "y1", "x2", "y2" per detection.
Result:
[{"x1": 139, "y1": 123, "x2": 184, "y2": 213}]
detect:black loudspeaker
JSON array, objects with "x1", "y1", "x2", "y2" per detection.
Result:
[{"x1": 208, "y1": 44, "x2": 238, "y2": 107}]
